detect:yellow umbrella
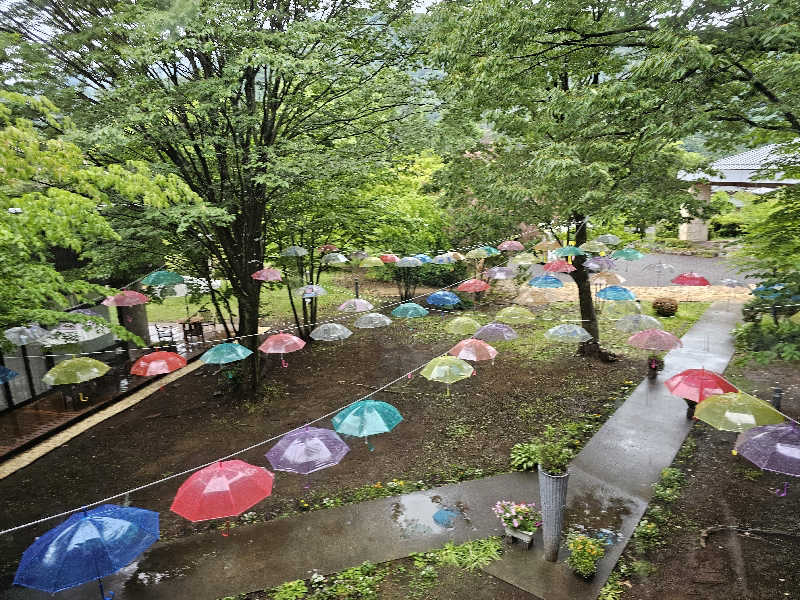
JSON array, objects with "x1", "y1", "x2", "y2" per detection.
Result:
[{"x1": 695, "y1": 392, "x2": 784, "y2": 432}]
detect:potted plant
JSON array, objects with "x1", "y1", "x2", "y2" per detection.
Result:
[
  {"x1": 492, "y1": 500, "x2": 542, "y2": 548},
  {"x1": 565, "y1": 530, "x2": 606, "y2": 580},
  {"x1": 509, "y1": 440, "x2": 542, "y2": 472},
  {"x1": 537, "y1": 438, "x2": 574, "y2": 561}
]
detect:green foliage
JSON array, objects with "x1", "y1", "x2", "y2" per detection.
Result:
[
  {"x1": 652, "y1": 467, "x2": 686, "y2": 503},
  {"x1": 509, "y1": 442, "x2": 541, "y2": 472},
  {"x1": 598, "y1": 571, "x2": 626, "y2": 600},
  {"x1": 734, "y1": 321, "x2": 800, "y2": 356},
  {"x1": 652, "y1": 297, "x2": 679, "y2": 317},
  {"x1": 411, "y1": 538, "x2": 503, "y2": 572},
  {"x1": 272, "y1": 580, "x2": 309, "y2": 600},
  {"x1": 537, "y1": 437, "x2": 574, "y2": 476},
  {"x1": 633, "y1": 519, "x2": 663, "y2": 553},
  {"x1": 565, "y1": 531, "x2": 606, "y2": 577}
]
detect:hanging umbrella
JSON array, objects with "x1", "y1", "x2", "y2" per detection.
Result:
[
  {"x1": 695, "y1": 392, "x2": 784, "y2": 432},
  {"x1": 664, "y1": 369, "x2": 737, "y2": 403},
  {"x1": 590, "y1": 272, "x2": 626, "y2": 285},
  {"x1": 514, "y1": 288, "x2": 551, "y2": 306},
  {"x1": 354, "y1": 312, "x2": 392, "y2": 328},
  {"x1": 426, "y1": 291, "x2": 461, "y2": 307},
  {"x1": 397, "y1": 256, "x2": 423, "y2": 267},
  {"x1": 310, "y1": 323, "x2": 353, "y2": 341},
  {"x1": 359, "y1": 256, "x2": 385, "y2": 268},
  {"x1": 643, "y1": 262, "x2": 675, "y2": 275},
  {"x1": 432, "y1": 253, "x2": 456, "y2": 264},
  {"x1": 338, "y1": 298, "x2": 374, "y2": 312},
  {"x1": 735, "y1": 424, "x2": 800, "y2": 476},
  {"x1": 456, "y1": 279, "x2": 490, "y2": 293},
  {"x1": 259, "y1": 333, "x2": 306, "y2": 367},
  {"x1": 496, "y1": 305, "x2": 536, "y2": 324},
  {"x1": 332, "y1": 399, "x2": 403, "y2": 449},
  {"x1": 585, "y1": 257, "x2": 617, "y2": 272},
  {"x1": 131, "y1": 351, "x2": 187, "y2": 376},
  {"x1": 615, "y1": 314, "x2": 662, "y2": 333},
  {"x1": 482, "y1": 246, "x2": 501, "y2": 256},
  {"x1": 595, "y1": 234, "x2": 621, "y2": 245},
  {"x1": 445, "y1": 316, "x2": 481, "y2": 335},
  {"x1": 628, "y1": 329, "x2": 682, "y2": 351},
  {"x1": 102, "y1": 290, "x2": 148, "y2": 306},
  {"x1": 486, "y1": 266, "x2": 516, "y2": 280},
  {"x1": 414, "y1": 254, "x2": 433, "y2": 263},
  {"x1": 43, "y1": 357, "x2": 110, "y2": 385},
  {"x1": 672, "y1": 272, "x2": 710, "y2": 286},
  {"x1": 465, "y1": 248, "x2": 490, "y2": 260},
  {"x1": 509, "y1": 252, "x2": 538, "y2": 266},
  {"x1": 0, "y1": 365, "x2": 18, "y2": 383},
  {"x1": 13, "y1": 504, "x2": 159, "y2": 599},
  {"x1": 474, "y1": 322, "x2": 518, "y2": 341},
  {"x1": 294, "y1": 284, "x2": 327, "y2": 298},
  {"x1": 721, "y1": 278, "x2": 746, "y2": 288},
  {"x1": 318, "y1": 244, "x2": 339, "y2": 253},
  {"x1": 498, "y1": 240, "x2": 524, "y2": 252},
  {"x1": 251, "y1": 268, "x2": 282, "y2": 282},
  {"x1": 545, "y1": 324, "x2": 592, "y2": 343},
  {"x1": 321, "y1": 252, "x2": 349, "y2": 266},
  {"x1": 528, "y1": 275, "x2": 563, "y2": 288},
  {"x1": 68, "y1": 308, "x2": 101, "y2": 317},
  {"x1": 379, "y1": 253, "x2": 399, "y2": 263},
  {"x1": 534, "y1": 240, "x2": 560, "y2": 252},
  {"x1": 281, "y1": 246, "x2": 308, "y2": 257},
  {"x1": 421, "y1": 356, "x2": 474, "y2": 395},
  {"x1": 350, "y1": 250, "x2": 369, "y2": 262},
  {"x1": 171, "y1": 460, "x2": 274, "y2": 522},
  {"x1": 449, "y1": 251, "x2": 466, "y2": 261},
  {"x1": 553, "y1": 245, "x2": 585, "y2": 258},
  {"x1": 596, "y1": 285, "x2": 636, "y2": 301},
  {"x1": 266, "y1": 426, "x2": 350, "y2": 475},
  {"x1": 448, "y1": 339, "x2": 497, "y2": 362},
  {"x1": 603, "y1": 300, "x2": 642, "y2": 318},
  {"x1": 543, "y1": 260, "x2": 576, "y2": 273},
  {"x1": 391, "y1": 303, "x2": 429, "y2": 318},
  {"x1": 579, "y1": 240, "x2": 608, "y2": 253},
  {"x1": 141, "y1": 270, "x2": 184, "y2": 286},
  {"x1": 201, "y1": 343, "x2": 253, "y2": 364},
  {"x1": 611, "y1": 248, "x2": 645, "y2": 261},
  {"x1": 38, "y1": 322, "x2": 110, "y2": 346}
]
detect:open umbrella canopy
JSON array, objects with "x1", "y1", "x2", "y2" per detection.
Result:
[
  {"x1": 38, "y1": 322, "x2": 110, "y2": 346},
  {"x1": 102, "y1": 290, "x2": 149, "y2": 306},
  {"x1": 603, "y1": 300, "x2": 642, "y2": 318},
  {"x1": 590, "y1": 272, "x2": 626, "y2": 285},
  {"x1": 508, "y1": 253, "x2": 537, "y2": 268},
  {"x1": 421, "y1": 355, "x2": 474, "y2": 384},
  {"x1": 201, "y1": 343, "x2": 253, "y2": 364},
  {"x1": 294, "y1": 284, "x2": 327, "y2": 299},
  {"x1": 359, "y1": 256, "x2": 385, "y2": 268},
  {"x1": 595, "y1": 234, "x2": 621, "y2": 245},
  {"x1": 465, "y1": 248, "x2": 490, "y2": 259},
  {"x1": 628, "y1": 329, "x2": 682, "y2": 351},
  {"x1": 397, "y1": 256, "x2": 423, "y2": 268},
  {"x1": 349, "y1": 250, "x2": 369, "y2": 262},
  {"x1": 251, "y1": 268, "x2": 282, "y2": 282},
  {"x1": 615, "y1": 314, "x2": 662, "y2": 333},
  {"x1": 664, "y1": 369, "x2": 737, "y2": 403},
  {"x1": 321, "y1": 252, "x2": 349, "y2": 265},
  {"x1": 474, "y1": 322, "x2": 518, "y2": 341},
  {"x1": 596, "y1": 285, "x2": 636, "y2": 301},
  {"x1": 432, "y1": 253, "x2": 456, "y2": 264},
  {"x1": 171, "y1": 460, "x2": 274, "y2": 522},
  {"x1": 695, "y1": 392, "x2": 784, "y2": 432},
  {"x1": 543, "y1": 260, "x2": 576, "y2": 273},
  {"x1": 379, "y1": 253, "x2": 399, "y2": 263},
  {"x1": 495, "y1": 305, "x2": 536, "y2": 324},
  {"x1": 414, "y1": 254, "x2": 433, "y2": 263},
  {"x1": 266, "y1": 426, "x2": 350, "y2": 475},
  {"x1": 528, "y1": 275, "x2": 563, "y2": 288},
  {"x1": 338, "y1": 299, "x2": 374, "y2": 312},
  {"x1": 672, "y1": 272, "x2": 710, "y2": 286},
  {"x1": 643, "y1": 262, "x2": 675, "y2": 275},
  {"x1": 426, "y1": 291, "x2": 461, "y2": 307},
  {"x1": 13, "y1": 504, "x2": 159, "y2": 594},
  {"x1": 514, "y1": 288, "x2": 552, "y2": 306},
  {"x1": 332, "y1": 399, "x2": 403, "y2": 438},
  {"x1": 318, "y1": 244, "x2": 339, "y2": 253},
  {"x1": 448, "y1": 339, "x2": 497, "y2": 362},
  {"x1": 486, "y1": 266, "x2": 517, "y2": 280},
  {"x1": 534, "y1": 240, "x2": 560, "y2": 251},
  {"x1": 585, "y1": 257, "x2": 617, "y2": 272},
  {"x1": 482, "y1": 246, "x2": 501, "y2": 256},
  {"x1": 445, "y1": 316, "x2": 481, "y2": 335},
  {"x1": 553, "y1": 245, "x2": 585, "y2": 258},
  {"x1": 281, "y1": 246, "x2": 308, "y2": 257},
  {"x1": 354, "y1": 312, "x2": 392, "y2": 328},
  {"x1": 141, "y1": 270, "x2": 184, "y2": 286},
  {"x1": 545, "y1": 324, "x2": 592, "y2": 343},
  {"x1": 131, "y1": 351, "x2": 187, "y2": 376},
  {"x1": 457, "y1": 279, "x2": 490, "y2": 293},
  {"x1": 449, "y1": 251, "x2": 466, "y2": 261},
  {"x1": 578, "y1": 240, "x2": 608, "y2": 253},
  {"x1": 611, "y1": 248, "x2": 645, "y2": 261},
  {"x1": 259, "y1": 333, "x2": 306, "y2": 354},
  {"x1": 43, "y1": 357, "x2": 110, "y2": 385},
  {"x1": 735, "y1": 424, "x2": 800, "y2": 476},
  {"x1": 0, "y1": 365, "x2": 17, "y2": 383},
  {"x1": 391, "y1": 303, "x2": 429, "y2": 318},
  {"x1": 498, "y1": 240, "x2": 524, "y2": 251},
  {"x1": 310, "y1": 323, "x2": 353, "y2": 341},
  {"x1": 4, "y1": 323, "x2": 49, "y2": 345},
  {"x1": 721, "y1": 278, "x2": 746, "y2": 288}
]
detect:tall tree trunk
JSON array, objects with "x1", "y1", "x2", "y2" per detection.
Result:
[{"x1": 235, "y1": 278, "x2": 262, "y2": 394}]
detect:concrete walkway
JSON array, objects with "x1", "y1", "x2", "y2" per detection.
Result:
[{"x1": 0, "y1": 302, "x2": 742, "y2": 600}]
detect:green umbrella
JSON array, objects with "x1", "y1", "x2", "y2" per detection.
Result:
[
  {"x1": 465, "y1": 248, "x2": 490, "y2": 259},
  {"x1": 359, "y1": 256, "x2": 385, "y2": 268},
  {"x1": 42, "y1": 357, "x2": 110, "y2": 385},
  {"x1": 509, "y1": 252, "x2": 538, "y2": 266},
  {"x1": 200, "y1": 343, "x2": 253, "y2": 364},
  {"x1": 495, "y1": 305, "x2": 536, "y2": 324},
  {"x1": 481, "y1": 246, "x2": 501, "y2": 256},
  {"x1": 421, "y1": 355, "x2": 473, "y2": 395},
  {"x1": 695, "y1": 392, "x2": 784, "y2": 432},
  {"x1": 578, "y1": 240, "x2": 608, "y2": 254},
  {"x1": 141, "y1": 270, "x2": 184, "y2": 286},
  {"x1": 611, "y1": 248, "x2": 645, "y2": 261},
  {"x1": 553, "y1": 245, "x2": 585, "y2": 257},
  {"x1": 445, "y1": 316, "x2": 481, "y2": 336}
]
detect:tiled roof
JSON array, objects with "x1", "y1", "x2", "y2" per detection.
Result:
[{"x1": 711, "y1": 144, "x2": 782, "y2": 170}]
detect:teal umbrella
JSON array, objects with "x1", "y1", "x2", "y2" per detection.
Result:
[
  {"x1": 553, "y1": 246, "x2": 585, "y2": 257},
  {"x1": 611, "y1": 248, "x2": 645, "y2": 261},
  {"x1": 332, "y1": 398, "x2": 403, "y2": 450},
  {"x1": 482, "y1": 246, "x2": 501, "y2": 256},
  {"x1": 201, "y1": 343, "x2": 253, "y2": 364},
  {"x1": 141, "y1": 270, "x2": 184, "y2": 286},
  {"x1": 391, "y1": 303, "x2": 429, "y2": 318}
]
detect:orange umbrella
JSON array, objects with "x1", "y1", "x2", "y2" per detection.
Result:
[
  {"x1": 448, "y1": 339, "x2": 497, "y2": 362},
  {"x1": 131, "y1": 351, "x2": 186, "y2": 376}
]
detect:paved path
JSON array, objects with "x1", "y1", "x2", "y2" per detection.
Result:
[{"x1": 0, "y1": 302, "x2": 742, "y2": 600}]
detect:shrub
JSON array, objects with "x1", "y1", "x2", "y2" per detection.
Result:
[
  {"x1": 565, "y1": 531, "x2": 606, "y2": 577},
  {"x1": 655, "y1": 237, "x2": 693, "y2": 248},
  {"x1": 652, "y1": 297, "x2": 679, "y2": 317},
  {"x1": 509, "y1": 441, "x2": 541, "y2": 471},
  {"x1": 733, "y1": 321, "x2": 800, "y2": 354}
]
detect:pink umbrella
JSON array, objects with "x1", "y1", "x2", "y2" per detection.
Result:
[
  {"x1": 672, "y1": 272, "x2": 710, "y2": 286},
  {"x1": 259, "y1": 333, "x2": 306, "y2": 367},
  {"x1": 102, "y1": 290, "x2": 149, "y2": 306},
  {"x1": 251, "y1": 268, "x2": 282, "y2": 282},
  {"x1": 456, "y1": 279, "x2": 490, "y2": 293},
  {"x1": 338, "y1": 298, "x2": 374, "y2": 312},
  {"x1": 448, "y1": 339, "x2": 498, "y2": 362},
  {"x1": 498, "y1": 240, "x2": 524, "y2": 252},
  {"x1": 318, "y1": 244, "x2": 339, "y2": 253},
  {"x1": 379, "y1": 254, "x2": 399, "y2": 263},
  {"x1": 543, "y1": 260, "x2": 576, "y2": 273},
  {"x1": 131, "y1": 351, "x2": 187, "y2": 376},
  {"x1": 627, "y1": 329, "x2": 682, "y2": 351}
]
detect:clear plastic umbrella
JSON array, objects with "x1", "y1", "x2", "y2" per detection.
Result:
[
  {"x1": 281, "y1": 246, "x2": 308, "y2": 257},
  {"x1": 38, "y1": 322, "x2": 110, "y2": 346},
  {"x1": 611, "y1": 248, "x2": 645, "y2": 261},
  {"x1": 465, "y1": 248, "x2": 490, "y2": 259},
  {"x1": 432, "y1": 253, "x2": 456, "y2": 264},
  {"x1": 486, "y1": 266, "x2": 516, "y2": 280},
  {"x1": 421, "y1": 355, "x2": 474, "y2": 395},
  {"x1": 4, "y1": 323, "x2": 50, "y2": 346},
  {"x1": 448, "y1": 339, "x2": 498, "y2": 362},
  {"x1": 595, "y1": 234, "x2": 621, "y2": 245},
  {"x1": 496, "y1": 305, "x2": 536, "y2": 324},
  {"x1": 294, "y1": 285, "x2": 327, "y2": 298},
  {"x1": 321, "y1": 252, "x2": 349, "y2": 265},
  {"x1": 735, "y1": 424, "x2": 800, "y2": 476},
  {"x1": 445, "y1": 316, "x2": 481, "y2": 335},
  {"x1": 359, "y1": 256, "x2": 385, "y2": 267},
  {"x1": 590, "y1": 272, "x2": 626, "y2": 285},
  {"x1": 338, "y1": 299, "x2": 374, "y2": 312},
  {"x1": 397, "y1": 257, "x2": 423, "y2": 267},
  {"x1": 585, "y1": 257, "x2": 617, "y2": 272},
  {"x1": 695, "y1": 392, "x2": 784, "y2": 432},
  {"x1": 353, "y1": 313, "x2": 392, "y2": 328},
  {"x1": 534, "y1": 240, "x2": 560, "y2": 252},
  {"x1": 627, "y1": 329, "x2": 682, "y2": 351},
  {"x1": 509, "y1": 252, "x2": 538, "y2": 266},
  {"x1": 414, "y1": 254, "x2": 433, "y2": 263},
  {"x1": 266, "y1": 426, "x2": 350, "y2": 475},
  {"x1": 603, "y1": 300, "x2": 641, "y2": 318},
  {"x1": 544, "y1": 324, "x2": 592, "y2": 343},
  {"x1": 579, "y1": 240, "x2": 608, "y2": 254},
  {"x1": 310, "y1": 323, "x2": 353, "y2": 341},
  {"x1": 474, "y1": 322, "x2": 518, "y2": 341},
  {"x1": 259, "y1": 333, "x2": 306, "y2": 367},
  {"x1": 43, "y1": 357, "x2": 110, "y2": 385},
  {"x1": 498, "y1": 240, "x2": 524, "y2": 252},
  {"x1": 514, "y1": 288, "x2": 551, "y2": 306},
  {"x1": 614, "y1": 314, "x2": 662, "y2": 333}
]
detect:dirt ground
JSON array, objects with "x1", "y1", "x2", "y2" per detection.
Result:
[{"x1": 623, "y1": 356, "x2": 800, "y2": 600}]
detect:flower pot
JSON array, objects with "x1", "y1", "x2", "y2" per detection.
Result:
[
  {"x1": 538, "y1": 465, "x2": 570, "y2": 562},
  {"x1": 504, "y1": 526, "x2": 535, "y2": 549}
]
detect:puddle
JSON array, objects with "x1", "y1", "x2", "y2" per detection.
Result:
[
  {"x1": 390, "y1": 494, "x2": 469, "y2": 536},
  {"x1": 564, "y1": 490, "x2": 636, "y2": 548}
]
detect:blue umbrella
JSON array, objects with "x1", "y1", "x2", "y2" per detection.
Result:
[
  {"x1": 414, "y1": 254, "x2": 433, "y2": 264},
  {"x1": 0, "y1": 365, "x2": 18, "y2": 383},
  {"x1": 14, "y1": 504, "x2": 159, "y2": 599},
  {"x1": 391, "y1": 303, "x2": 429, "y2": 318},
  {"x1": 427, "y1": 291, "x2": 461, "y2": 307},
  {"x1": 596, "y1": 285, "x2": 636, "y2": 301},
  {"x1": 528, "y1": 275, "x2": 563, "y2": 289},
  {"x1": 752, "y1": 283, "x2": 789, "y2": 300},
  {"x1": 432, "y1": 254, "x2": 455, "y2": 264}
]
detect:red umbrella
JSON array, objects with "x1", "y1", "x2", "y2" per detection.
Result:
[
  {"x1": 130, "y1": 351, "x2": 186, "y2": 376},
  {"x1": 259, "y1": 333, "x2": 306, "y2": 367},
  {"x1": 543, "y1": 260, "x2": 576, "y2": 273},
  {"x1": 672, "y1": 272, "x2": 710, "y2": 286},
  {"x1": 171, "y1": 460, "x2": 274, "y2": 528},
  {"x1": 627, "y1": 329, "x2": 682, "y2": 351},
  {"x1": 498, "y1": 240, "x2": 524, "y2": 252},
  {"x1": 318, "y1": 244, "x2": 339, "y2": 253},
  {"x1": 456, "y1": 279, "x2": 490, "y2": 293},
  {"x1": 448, "y1": 339, "x2": 497, "y2": 362},
  {"x1": 102, "y1": 290, "x2": 149, "y2": 306},
  {"x1": 251, "y1": 268, "x2": 282, "y2": 282},
  {"x1": 379, "y1": 253, "x2": 399, "y2": 263},
  {"x1": 664, "y1": 368, "x2": 738, "y2": 403}
]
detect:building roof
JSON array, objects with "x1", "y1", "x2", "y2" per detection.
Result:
[{"x1": 679, "y1": 144, "x2": 798, "y2": 192}]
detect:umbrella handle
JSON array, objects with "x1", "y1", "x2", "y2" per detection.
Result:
[
  {"x1": 281, "y1": 358, "x2": 288, "y2": 368},
  {"x1": 222, "y1": 519, "x2": 231, "y2": 536},
  {"x1": 97, "y1": 579, "x2": 114, "y2": 600}
]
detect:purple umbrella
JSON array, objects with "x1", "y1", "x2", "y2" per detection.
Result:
[
  {"x1": 584, "y1": 257, "x2": 617, "y2": 272},
  {"x1": 486, "y1": 266, "x2": 516, "y2": 280},
  {"x1": 735, "y1": 424, "x2": 800, "y2": 477},
  {"x1": 473, "y1": 322, "x2": 518, "y2": 342},
  {"x1": 265, "y1": 426, "x2": 350, "y2": 475}
]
